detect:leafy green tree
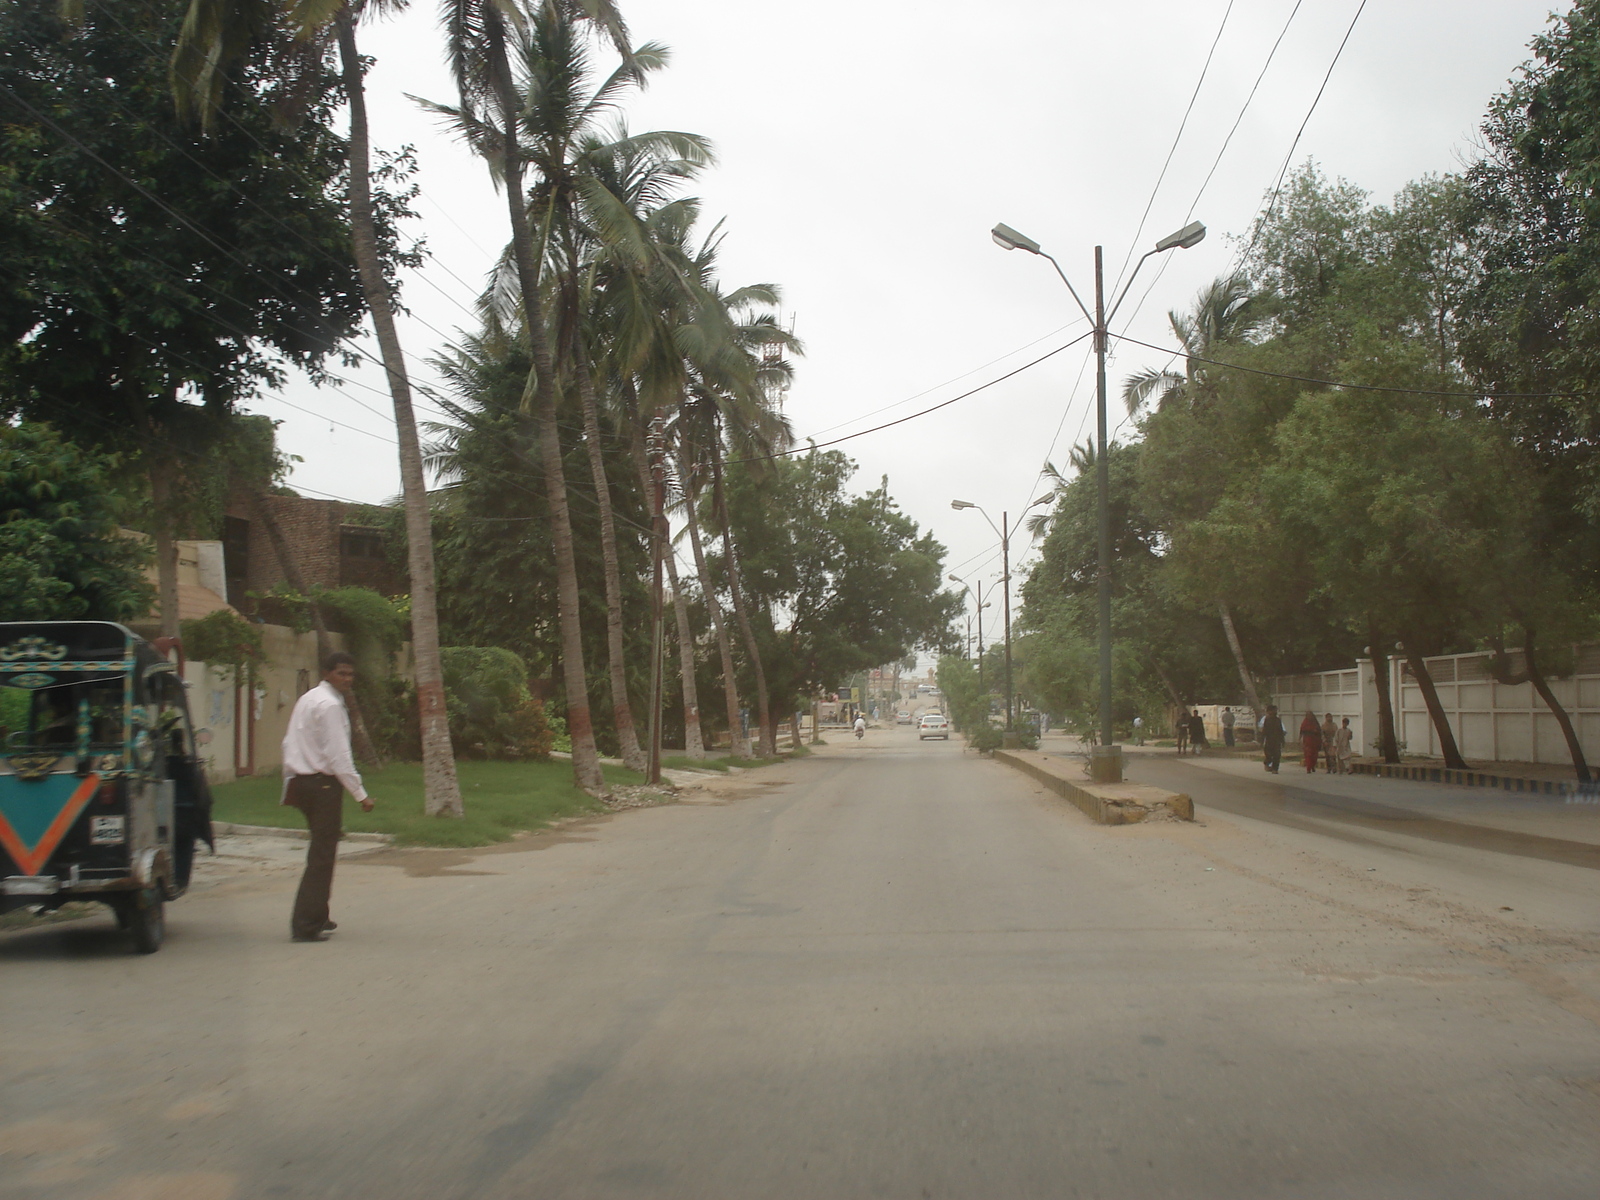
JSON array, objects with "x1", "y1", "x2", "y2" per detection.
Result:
[
  {"x1": 0, "y1": 1, "x2": 369, "y2": 637},
  {"x1": 0, "y1": 423, "x2": 152, "y2": 622},
  {"x1": 1260, "y1": 376, "x2": 1526, "y2": 770},
  {"x1": 719, "y1": 449, "x2": 961, "y2": 720}
]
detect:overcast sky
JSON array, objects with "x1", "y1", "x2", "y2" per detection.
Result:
[{"x1": 254, "y1": 0, "x2": 1561, "y2": 652}]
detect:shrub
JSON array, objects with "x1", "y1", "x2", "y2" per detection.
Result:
[
  {"x1": 967, "y1": 725, "x2": 1004, "y2": 754},
  {"x1": 508, "y1": 697, "x2": 556, "y2": 760},
  {"x1": 181, "y1": 610, "x2": 265, "y2": 683},
  {"x1": 440, "y1": 646, "x2": 543, "y2": 759}
]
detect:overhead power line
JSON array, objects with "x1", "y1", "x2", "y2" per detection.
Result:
[
  {"x1": 1110, "y1": 0, "x2": 1237, "y2": 295},
  {"x1": 732, "y1": 331, "x2": 1095, "y2": 465},
  {"x1": 1247, "y1": 0, "x2": 1370, "y2": 258}
]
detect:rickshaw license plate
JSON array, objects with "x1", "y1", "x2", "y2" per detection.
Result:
[
  {"x1": 90, "y1": 816, "x2": 125, "y2": 844},
  {"x1": 3, "y1": 876, "x2": 59, "y2": 895}
]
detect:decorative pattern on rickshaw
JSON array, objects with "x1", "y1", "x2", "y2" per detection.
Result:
[
  {"x1": 0, "y1": 660, "x2": 130, "y2": 673},
  {"x1": 6, "y1": 753, "x2": 63, "y2": 781},
  {"x1": 0, "y1": 772, "x2": 102, "y2": 875},
  {"x1": 0, "y1": 637, "x2": 69, "y2": 662}
]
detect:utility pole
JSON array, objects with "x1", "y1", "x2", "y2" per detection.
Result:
[
  {"x1": 1094, "y1": 247, "x2": 1113, "y2": 753},
  {"x1": 645, "y1": 417, "x2": 667, "y2": 784},
  {"x1": 1002, "y1": 511, "x2": 1014, "y2": 732}
]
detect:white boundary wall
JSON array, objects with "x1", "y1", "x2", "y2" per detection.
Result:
[
  {"x1": 1271, "y1": 646, "x2": 1600, "y2": 766},
  {"x1": 1268, "y1": 663, "x2": 1376, "y2": 754}
]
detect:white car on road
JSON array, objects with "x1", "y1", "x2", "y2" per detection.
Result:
[{"x1": 918, "y1": 713, "x2": 950, "y2": 740}]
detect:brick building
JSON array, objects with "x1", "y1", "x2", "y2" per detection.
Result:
[{"x1": 222, "y1": 492, "x2": 407, "y2": 611}]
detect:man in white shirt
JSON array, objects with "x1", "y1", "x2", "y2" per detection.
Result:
[{"x1": 282, "y1": 652, "x2": 374, "y2": 942}]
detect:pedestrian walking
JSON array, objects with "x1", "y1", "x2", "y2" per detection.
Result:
[
  {"x1": 1133, "y1": 715, "x2": 1144, "y2": 746},
  {"x1": 1335, "y1": 717, "x2": 1355, "y2": 774},
  {"x1": 1221, "y1": 707, "x2": 1236, "y2": 748},
  {"x1": 1261, "y1": 705, "x2": 1285, "y2": 773},
  {"x1": 1299, "y1": 710, "x2": 1323, "y2": 774},
  {"x1": 1189, "y1": 709, "x2": 1209, "y2": 753},
  {"x1": 1174, "y1": 709, "x2": 1189, "y2": 755},
  {"x1": 282, "y1": 652, "x2": 373, "y2": 943},
  {"x1": 1321, "y1": 712, "x2": 1339, "y2": 773}
]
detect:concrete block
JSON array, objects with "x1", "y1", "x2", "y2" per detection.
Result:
[{"x1": 993, "y1": 749, "x2": 1192, "y2": 824}]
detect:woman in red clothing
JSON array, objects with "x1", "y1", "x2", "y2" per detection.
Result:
[{"x1": 1299, "y1": 710, "x2": 1322, "y2": 773}]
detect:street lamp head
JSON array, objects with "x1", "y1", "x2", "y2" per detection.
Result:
[
  {"x1": 991, "y1": 222, "x2": 1041, "y2": 255},
  {"x1": 947, "y1": 574, "x2": 964, "y2": 584},
  {"x1": 1029, "y1": 492, "x2": 1055, "y2": 509},
  {"x1": 950, "y1": 499, "x2": 976, "y2": 510},
  {"x1": 1154, "y1": 220, "x2": 1207, "y2": 252}
]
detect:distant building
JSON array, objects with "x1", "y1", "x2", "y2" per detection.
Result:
[{"x1": 221, "y1": 492, "x2": 406, "y2": 612}]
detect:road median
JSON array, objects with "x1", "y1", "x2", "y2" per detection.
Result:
[{"x1": 993, "y1": 748, "x2": 1193, "y2": 824}]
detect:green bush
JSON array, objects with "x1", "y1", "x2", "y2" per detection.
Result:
[
  {"x1": 1014, "y1": 724, "x2": 1040, "y2": 751},
  {"x1": 967, "y1": 725, "x2": 1003, "y2": 754},
  {"x1": 441, "y1": 646, "x2": 530, "y2": 758},
  {"x1": 181, "y1": 610, "x2": 265, "y2": 683}
]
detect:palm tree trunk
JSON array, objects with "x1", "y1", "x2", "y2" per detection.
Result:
[
  {"x1": 709, "y1": 449, "x2": 775, "y2": 756},
  {"x1": 336, "y1": 14, "x2": 459, "y2": 814},
  {"x1": 662, "y1": 545, "x2": 706, "y2": 758},
  {"x1": 480, "y1": 19, "x2": 606, "y2": 796},
  {"x1": 680, "y1": 453, "x2": 748, "y2": 757},
  {"x1": 628, "y1": 420, "x2": 704, "y2": 757},
  {"x1": 1402, "y1": 644, "x2": 1468, "y2": 770},
  {"x1": 562, "y1": 246, "x2": 646, "y2": 771},
  {"x1": 1217, "y1": 601, "x2": 1263, "y2": 714}
]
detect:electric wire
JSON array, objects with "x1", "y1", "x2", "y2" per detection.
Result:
[
  {"x1": 1109, "y1": 0, "x2": 1237, "y2": 295},
  {"x1": 1244, "y1": 0, "x2": 1370, "y2": 261},
  {"x1": 728, "y1": 332, "x2": 1094, "y2": 465},
  {"x1": 1111, "y1": 0, "x2": 1308, "y2": 337}
]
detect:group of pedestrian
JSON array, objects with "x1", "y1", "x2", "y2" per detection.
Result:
[
  {"x1": 1299, "y1": 710, "x2": 1354, "y2": 774},
  {"x1": 1174, "y1": 708, "x2": 1209, "y2": 755}
]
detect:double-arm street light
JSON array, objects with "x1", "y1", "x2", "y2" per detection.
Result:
[
  {"x1": 991, "y1": 218, "x2": 1206, "y2": 777},
  {"x1": 947, "y1": 573, "x2": 993, "y2": 691},
  {"x1": 950, "y1": 495, "x2": 1053, "y2": 735}
]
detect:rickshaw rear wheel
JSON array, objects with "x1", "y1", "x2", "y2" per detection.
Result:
[{"x1": 112, "y1": 890, "x2": 164, "y2": 953}]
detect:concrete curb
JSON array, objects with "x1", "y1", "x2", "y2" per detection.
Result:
[
  {"x1": 993, "y1": 750, "x2": 1193, "y2": 824},
  {"x1": 212, "y1": 822, "x2": 393, "y2": 844},
  {"x1": 1349, "y1": 761, "x2": 1583, "y2": 797}
]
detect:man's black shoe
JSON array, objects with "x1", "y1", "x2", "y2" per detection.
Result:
[
  {"x1": 292, "y1": 931, "x2": 331, "y2": 942},
  {"x1": 323, "y1": 921, "x2": 338, "y2": 931}
]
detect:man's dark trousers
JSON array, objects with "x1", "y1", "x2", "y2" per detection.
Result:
[{"x1": 287, "y1": 773, "x2": 342, "y2": 938}]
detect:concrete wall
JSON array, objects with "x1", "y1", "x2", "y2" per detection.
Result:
[
  {"x1": 1397, "y1": 648, "x2": 1600, "y2": 766},
  {"x1": 1268, "y1": 662, "x2": 1375, "y2": 754},
  {"x1": 186, "y1": 624, "x2": 341, "y2": 784},
  {"x1": 1272, "y1": 648, "x2": 1600, "y2": 766}
]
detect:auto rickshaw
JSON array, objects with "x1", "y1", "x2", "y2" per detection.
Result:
[{"x1": 0, "y1": 621, "x2": 213, "y2": 952}]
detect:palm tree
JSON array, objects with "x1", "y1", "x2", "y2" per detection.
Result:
[
  {"x1": 505, "y1": 10, "x2": 709, "y2": 772},
  {"x1": 169, "y1": 0, "x2": 465, "y2": 815},
  {"x1": 1121, "y1": 272, "x2": 1268, "y2": 715},
  {"x1": 431, "y1": 0, "x2": 630, "y2": 796},
  {"x1": 1121, "y1": 273, "x2": 1265, "y2": 416}
]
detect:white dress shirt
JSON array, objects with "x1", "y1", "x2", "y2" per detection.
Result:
[{"x1": 281, "y1": 681, "x2": 368, "y2": 803}]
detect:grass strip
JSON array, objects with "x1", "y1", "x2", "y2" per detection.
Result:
[{"x1": 210, "y1": 760, "x2": 644, "y2": 848}]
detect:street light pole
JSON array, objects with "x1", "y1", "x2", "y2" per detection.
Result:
[
  {"x1": 1094, "y1": 247, "x2": 1112, "y2": 753},
  {"x1": 990, "y1": 218, "x2": 1205, "y2": 778},
  {"x1": 1001, "y1": 511, "x2": 1013, "y2": 731},
  {"x1": 952, "y1": 498, "x2": 1051, "y2": 738},
  {"x1": 948, "y1": 573, "x2": 990, "y2": 694}
]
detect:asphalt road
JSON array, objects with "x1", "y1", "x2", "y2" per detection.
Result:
[{"x1": 4, "y1": 731, "x2": 1600, "y2": 1199}]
